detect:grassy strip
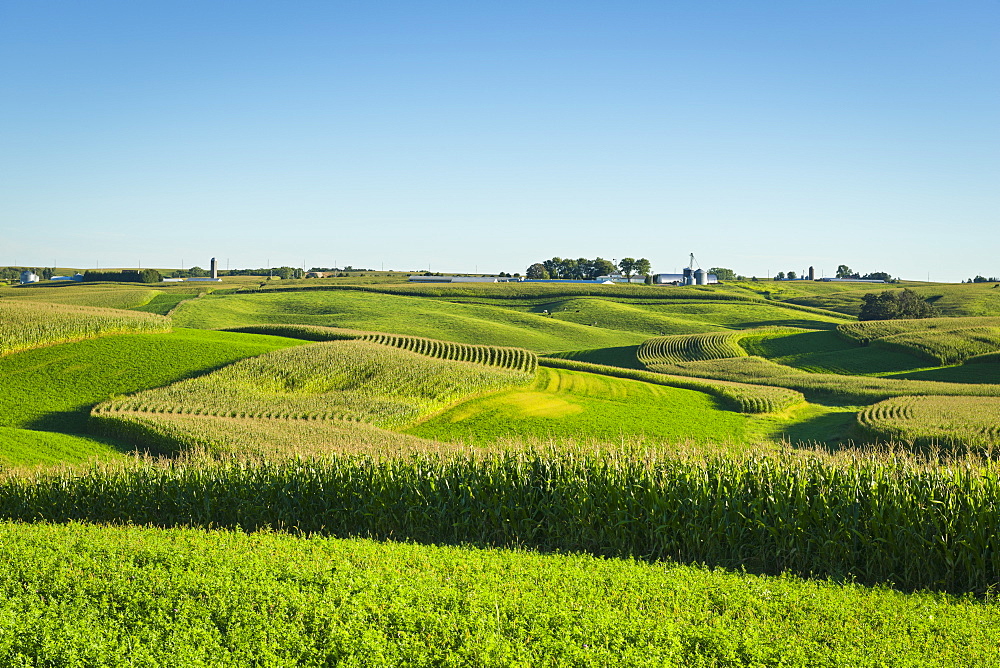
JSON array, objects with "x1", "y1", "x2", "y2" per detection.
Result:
[
  {"x1": 1, "y1": 522, "x2": 997, "y2": 666},
  {"x1": 539, "y1": 357, "x2": 803, "y2": 413},
  {"x1": 857, "y1": 396, "x2": 1000, "y2": 449},
  {"x1": 0, "y1": 427, "x2": 124, "y2": 467},
  {"x1": 1, "y1": 452, "x2": 999, "y2": 594},
  {"x1": 0, "y1": 300, "x2": 170, "y2": 356}
]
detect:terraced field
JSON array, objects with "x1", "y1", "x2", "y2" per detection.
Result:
[
  {"x1": 649, "y1": 356, "x2": 1000, "y2": 403},
  {"x1": 857, "y1": 396, "x2": 1000, "y2": 448},
  {"x1": 838, "y1": 316, "x2": 1000, "y2": 365},
  {"x1": 94, "y1": 339, "x2": 534, "y2": 433}
]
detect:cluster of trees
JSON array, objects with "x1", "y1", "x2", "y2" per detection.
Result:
[
  {"x1": 525, "y1": 257, "x2": 651, "y2": 280},
  {"x1": 223, "y1": 267, "x2": 305, "y2": 279},
  {"x1": 858, "y1": 289, "x2": 936, "y2": 321},
  {"x1": 774, "y1": 271, "x2": 800, "y2": 281},
  {"x1": 83, "y1": 269, "x2": 162, "y2": 284},
  {"x1": 836, "y1": 265, "x2": 895, "y2": 282},
  {"x1": 964, "y1": 276, "x2": 999, "y2": 283},
  {"x1": 0, "y1": 267, "x2": 54, "y2": 281},
  {"x1": 708, "y1": 267, "x2": 737, "y2": 281}
]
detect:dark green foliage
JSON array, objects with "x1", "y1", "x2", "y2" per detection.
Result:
[
  {"x1": 859, "y1": 288, "x2": 936, "y2": 321},
  {"x1": 709, "y1": 267, "x2": 737, "y2": 281},
  {"x1": 82, "y1": 269, "x2": 160, "y2": 284}
]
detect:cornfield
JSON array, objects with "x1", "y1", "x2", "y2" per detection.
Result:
[
  {"x1": 223, "y1": 324, "x2": 538, "y2": 373},
  {"x1": 857, "y1": 396, "x2": 1000, "y2": 449},
  {"x1": 0, "y1": 300, "x2": 171, "y2": 355},
  {"x1": 650, "y1": 356, "x2": 1000, "y2": 403},
  {"x1": 838, "y1": 317, "x2": 1000, "y2": 364},
  {"x1": 637, "y1": 331, "x2": 748, "y2": 365},
  {"x1": 1, "y1": 451, "x2": 997, "y2": 594}
]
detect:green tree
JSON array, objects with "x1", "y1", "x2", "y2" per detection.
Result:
[
  {"x1": 709, "y1": 267, "x2": 736, "y2": 281},
  {"x1": 787, "y1": 271, "x2": 797, "y2": 280},
  {"x1": 859, "y1": 289, "x2": 936, "y2": 321},
  {"x1": 775, "y1": 272, "x2": 786, "y2": 281},
  {"x1": 591, "y1": 258, "x2": 616, "y2": 278},
  {"x1": 836, "y1": 264, "x2": 855, "y2": 279},
  {"x1": 618, "y1": 258, "x2": 637, "y2": 279},
  {"x1": 526, "y1": 263, "x2": 549, "y2": 279},
  {"x1": 139, "y1": 269, "x2": 162, "y2": 284},
  {"x1": 634, "y1": 258, "x2": 651, "y2": 277}
]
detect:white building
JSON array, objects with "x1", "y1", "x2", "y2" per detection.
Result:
[{"x1": 19, "y1": 271, "x2": 39, "y2": 284}]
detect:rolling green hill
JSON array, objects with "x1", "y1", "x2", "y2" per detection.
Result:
[{"x1": 171, "y1": 291, "x2": 650, "y2": 352}]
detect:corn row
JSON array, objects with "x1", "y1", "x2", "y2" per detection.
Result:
[{"x1": 1, "y1": 451, "x2": 998, "y2": 594}]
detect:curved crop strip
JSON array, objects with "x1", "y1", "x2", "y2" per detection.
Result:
[
  {"x1": 838, "y1": 316, "x2": 1000, "y2": 345},
  {"x1": 873, "y1": 328, "x2": 1000, "y2": 366},
  {"x1": 221, "y1": 324, "x2": 538, "y2": 373},
  {"x1": 636, "y1": 328, "x2": 801, "y2": 366},
  {"x1": 539, "y1": 357, "x2": 803, "y2": 413},
  {"x1": 648, "y1": 356, "x2": 1000, "y2": 403},
  {"x1": 0, "y1": 300, "x2": 171, "y2": 356},
  {"x1": 857, "y1": 396, "x2": 1000, "y2": 449},
  {"x1": 359, "y1": 333, "x2": 538, "y2": 374}
]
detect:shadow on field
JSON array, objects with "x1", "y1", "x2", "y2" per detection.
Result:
[
  {"x1": 732, "y1": 319, "x2": 841, "y2": 330},
  {"x1": 778, "y1": 410, "x2": 860, "y2": 449}
]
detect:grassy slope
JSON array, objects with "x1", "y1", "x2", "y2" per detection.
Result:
[
  {"x1": 171, "y1": 291, "x2": 649, "y2": 352},
  {"x1": 0, "y1": 329, "x2": 305, "y2": 435},
  {"x1": 1, "y1": 523, "x2": 996, "y2": 667},
  {"x1": 0, "y1": 427, "x2": 124, "y2": 467},
  {"x1": 407, "y1": 366, "x2": 761, "y2": 445},
  {"x1": 529, "y1": 297, "x2": 848, "y2": 334}
]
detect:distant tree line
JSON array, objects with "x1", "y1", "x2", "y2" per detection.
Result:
[
  {"x1": 221, "y1": 267, "x2": 305, "y2": 279},
  {"x1": 964, "y1": 275, "x2": 999, "y2": 283},
  {"x1": 83, "y1": 269, "x2": 162, "y2": 284},
  {"x1": 859, "y1": 289, "x2": 936, "y2": 321},
  {"x1": 525, "y1": 257, "x2": 651, "y2": 280},
  {"x1": 836, "y1": 265, "x2": 897, "y2": 282}
]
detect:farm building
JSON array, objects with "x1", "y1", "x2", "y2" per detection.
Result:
[
  {"x1": 50, "y1": 273, "x2": 84, "y2": 282},
  {"x1": 19, "y1": 271, "x2": 39, "y2": 284},
  {"x1": 653, "y1": 271, "x2": 718, "y2": 285},
  {"x1": 408, "y1": 275, "x2": 516, "y2": 283}
]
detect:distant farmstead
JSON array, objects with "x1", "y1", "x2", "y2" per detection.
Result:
[
  {"x1": 408, "y1": 275, "x2": 516, "y2": 283},
  {"x1": 19, "y1": 271, "x2": 39, "y2": 285}
]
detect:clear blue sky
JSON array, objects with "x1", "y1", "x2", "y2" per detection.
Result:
[{"x1": 2, "y1": 1, "x2": 997, "y2": 281}]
